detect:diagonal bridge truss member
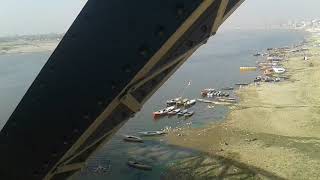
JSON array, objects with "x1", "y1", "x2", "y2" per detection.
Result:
[{"x1": 0, "y1": 0, "x2": 244, "y2": 179}]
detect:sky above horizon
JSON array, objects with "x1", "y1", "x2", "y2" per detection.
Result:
[{"x1": 0, "y1": 0, "x2": 320, "y2": 36}]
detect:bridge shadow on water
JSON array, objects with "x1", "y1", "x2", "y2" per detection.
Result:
[
  {"x1": 78, "y1": 139, "x2": 286, "y2": 180},
  {"x1": 124, "y1": 140, "x2": 286, "y2": 180}
]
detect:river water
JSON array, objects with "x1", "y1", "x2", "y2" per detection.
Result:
[{"x1": 0, "y1": 29, "x2": 304, "y2": 179}]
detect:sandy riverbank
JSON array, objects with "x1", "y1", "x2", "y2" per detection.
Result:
[
  {"x1": 0, "y1": 35, "x2": 60, "y2": 55},
  {"x1": 166, "y1": 33, "x2": 320, "y2": 179}
]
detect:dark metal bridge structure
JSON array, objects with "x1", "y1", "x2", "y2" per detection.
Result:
[{"x1": 0, "y1": 0, "x2": 244, "y2": 179}]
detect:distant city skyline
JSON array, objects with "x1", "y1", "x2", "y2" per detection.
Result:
[{"x1": 1, "y1": 0, "x2": 320, "y2": 36}]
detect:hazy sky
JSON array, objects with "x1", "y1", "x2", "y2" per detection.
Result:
[{"x1": 0, "y1": 0, "x2": 320, "y2": 36}]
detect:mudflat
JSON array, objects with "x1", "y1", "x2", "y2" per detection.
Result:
[{"x1": 166, "y1": 33, "x2": 320, "y2": 179}]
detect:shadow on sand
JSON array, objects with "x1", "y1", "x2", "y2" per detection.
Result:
[{"x1": 125, "y1": 141, "x2": 285, "y2": 180}]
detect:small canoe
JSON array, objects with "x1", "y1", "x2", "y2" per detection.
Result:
[
  {"x1": 222, "y1": 87, "x2": 234, "y2": 90},
  {"x1": 127, "y1": 161, "x2": 152, "y2": 171},
  {"x1": 184, "y1": 111, "x2": 194, "y2": 117},
  {"x1": 139, "y1": 131, "x2": 166, "y2": 136},
  {"x1": 235, "y1": 83, "x2": 249, "y2": 86},
  {"x1": 197, "y1": 99, "x2": 213, "y2": 103},
  {"x1": 123, "y1": 135, "x2": 143, "y2": 143}
]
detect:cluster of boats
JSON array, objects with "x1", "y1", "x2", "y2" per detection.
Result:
[
  {"x1": 200, "y1": 88, "x2": 230, "y2": 98},
  {"x1": 254, "y1": 76, "x2": 280, "y2": 83},
  {"x1": 153, "y1": 97, "x2": 196, "y2": 118}
]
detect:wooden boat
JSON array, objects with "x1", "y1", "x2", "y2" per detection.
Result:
[
  {"x1": 207, "y1": 92, "x2": 214, "y2": 98},
  {"x1": 127, "y1": 161, "x2": 152, "y2": 171},
  {"x1": 217, "y1": 98, "x2": 236, "y2": 103},
  {"x1": 176, "y1": 98, "x2": 189, "y2": 106},
  {"x1": 235, "y1": 83, "x2": 249, "y2": 86},
  {"x1": 184, "y1": 111, "x2": 194, "y2": 117},
  {"x1": 153, "y1": 109, "x2": 167, "y2": 117},
  {"x1": 184, "y1": 99, "x2": 196, "y2": 106},
  {"x1": 167, "y1": 108, "x2": 180, "y2": 115},
  {"x1": 221, "y1": 87, "x2": 234, "y2": 91},
  {"x1": 139, "y1": 131, "x2": 166, "y2": 136},
  {"x1": 153, "y1": 106, "x2": 175, "y2": 118},
  {"x1": 240, "y1": 67, "x2": 257, "y2": 71},
  {"x1": 197, "y1": 98, "x2": 214, "y2": 103},
  {"x1": 123, "y1": 135, "x2": 143, "y2": 143},
  {"x1": 201, "y1": 88, "x2": 215, "y2": 97},
  {"x1": 177, "y1": 109, "x2": 188, "y2": 116},
  {"x1": 166, "y1": 97, "x2": 181, "y2": 106}
]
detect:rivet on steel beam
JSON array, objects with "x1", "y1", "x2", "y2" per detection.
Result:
[
  {"x1": 139, "y1": 47, "x2": 149, "y2": 58},
  {"x1": 83, "y1": 114, "x2": 90, "y2": 120},
  {"x1": 186, "y1": 40, "x2": 194, "y2": 47},
  {"x1": 73, "y1": 128, "x2": 79, "y2": 134},
  {"x1": 43, "y1": 161, "x2": 49, "y2": 168},
  {"x1": 111, "y1": 81, "x2": 117, "y2": 90},
  {"x1": 155, "y1": 26, "x2": 165, "y2": 37},
  {"x1": 39, "y1": 83, "x2": 46, "y2": 89},
  {"x1": 122, "y1": 65, "x2": 132, "y2": 73},
  {"x1": 175, "y1": 4, "x2": 185, "y2": 17},
  {"x1": 201, "y1": 25, "x2": 208, "y2": 33},
  {"x1": 49, "y1": 66, "x2": 55, "y2": 73},
  {"x1": 121, "y1": 112, "x2": 127, "y2": 118},
  {"x1": 33, "y1": 171, "x2": 40, "y2": 177}
]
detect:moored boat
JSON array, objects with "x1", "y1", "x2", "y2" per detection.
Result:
[
  {"x1": 139, "y1": 131, "x2": 166, "y2": 136},
  {"x1": 177, "y1": 109, "x2": 188, "y2": 116},
  {"x1": 127, "y1": 161, "x2": 152, "y2": 171},
  {"x1": 222, "y1": 87, "x2": 234, "y2": 90},
  {"x1": 184, "y1": 111, "x2": 194, "y2": 117},
  {"x1": 184, "y1": 99, "x2": 196, "y2": 107},
  {"x1": 123, "y1": 135, "x2": 143, "y2": 143},
  {"x1": 235, "y1": 83, "x2": 249, "y2": 86},
  {"x1": 167, "y1": 108, "x2": 180, "y2": 115},
  {"x1": 153, "y1": 109, "x2": 167, "y2": 118},
  {"x1": 197, "y1": 98, "x2": 214, "y2": 103},
  {"x1": 166, "y1": 97, "x2": 182, "y2": 106}
]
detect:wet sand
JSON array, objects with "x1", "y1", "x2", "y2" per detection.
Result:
[{"x1": 167, "y1": 32, "x2": 320, "y2": 179}]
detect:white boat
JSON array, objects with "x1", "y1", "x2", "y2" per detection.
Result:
[
  {"x1": 153, "y1": 106, "x2": 175, "y2": 118},
  {"x1": 197, "y1": 98, "x2": 214, "y2": 103},
  {"x1": 167, "y1": 108, "x2": 180, "y2": 115},
  {"x1": 177, "y1": 109, "x2": 188, "y2": 116},
  {"x1": 184, "y1": 99, "x2": 196, "y2": 106},
  {"x1": 208, "y1": 105, "x2": 215, "y2": 109},
  {"x1": 176, "y1": 98, "x2": 189, "y2": 106},
  {"x1": 153, "y1": 109, "x2": 167, "y2": 117},
  {"x1": 127, "y1": 161, "x2": 152, "y2": 171},
  {"x1": 207, "y1": 92, "x2": 214, "y2": 98},
  {"x1": 139, "y1": 131, "x2": 166, "y2": 136},
  {"x1": 272, "y1": 67, "x2": 286, "y2": 74},
  {"x1": 184, "y1": 111, "x2": 194, "y2": 117},
  {"x1": 166, "y1": 97, "x2": 181, "y2": 106},
  {"x1": 123, "y1": 135, "x2": 143, "y2": 143}
]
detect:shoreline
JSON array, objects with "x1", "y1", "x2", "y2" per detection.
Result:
[{"x1": 166, "y1": 30, "x2": 320, "y2": 179}]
